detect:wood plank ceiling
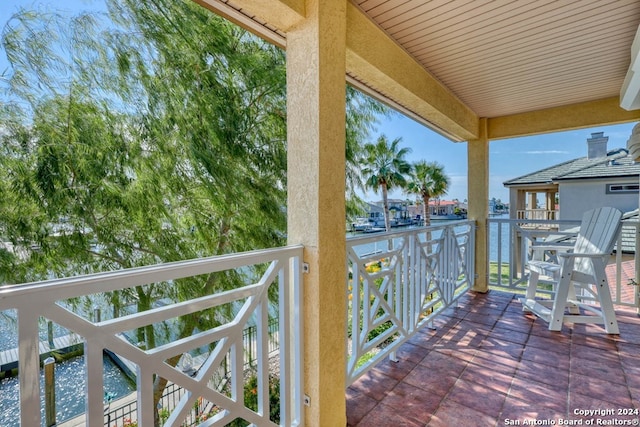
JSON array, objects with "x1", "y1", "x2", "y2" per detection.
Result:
[
  {"x1": 354, "y1": 0, "x2": 640, "y2": 118},
  {"x1": 204, "y1": 0, "x2": 640, "y2": 120}
]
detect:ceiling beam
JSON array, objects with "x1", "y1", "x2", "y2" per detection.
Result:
[
  {"x1": 195, "y1": 0, "x2": 304, "y2": 35},
  {"x1": 345, "y1": 3, "x2": 478, "y2": 142},
  {"x1": 488, "y1": 97, "x2": 640, "y2": 140},
  {"x1": 195, "y1": 1, "x2": 480, "y2": 141}
]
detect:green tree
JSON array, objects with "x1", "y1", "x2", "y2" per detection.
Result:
[
  {"x1": 407, "y1": 161, "x2": 450, "y2": 226},
  {"x1": 361, "y1": 135, "x2": 412, "y2": 231},
  {"x1": 344, "y1": 87, "x2": 393, "y2": 220},
  {"x1": 1, "y1": 4, "x2": 287, "y2": 422},
  {"x1": 0, "y1": 1, "x2": 393, "y2": 423}
]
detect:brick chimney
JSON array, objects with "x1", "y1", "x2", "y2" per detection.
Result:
[{"x1": 587, "y1": 132, "x2": 608, "y2": 159}]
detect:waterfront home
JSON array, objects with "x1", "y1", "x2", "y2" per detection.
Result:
[
  {"x1": 504, "y1": 131, "x2": 640, "y2": 221},
  {"x1": 5, "y1": 2, "x2": 640, "y2": 426},
  {"x1": 428, "y1": 199, "x2": 467, "y2": 219}
]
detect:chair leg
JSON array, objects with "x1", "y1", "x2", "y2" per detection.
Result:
[
  {"x1": 549, "y1": 267, "x2": 573, "y2": 331},
  {"x1": 523, "y1": 270, "x2": 540, "y2": 312},
  {"x1": 593, "y1": 271, "x2": 619, "y2": 334}
]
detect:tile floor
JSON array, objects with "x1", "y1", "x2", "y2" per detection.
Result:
[{"x1": 346, "y1": 290, "x2": 640, "y2": 427}]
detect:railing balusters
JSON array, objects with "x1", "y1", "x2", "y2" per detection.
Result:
[
  {"x1": 488, "y1": 217, "x2": 639, "y2": 309},
  {"x1": 1, "y1": 245, "x2": 303, "y2": 427},
  {"x1": 346, "y1": 221, "x2": 475, "y2": 385}
]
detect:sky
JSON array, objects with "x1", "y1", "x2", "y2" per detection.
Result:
[
  {"x1": 369, "y1": 114, "x2": 637, "y2": 204},
  {"x1": 1, "y1": 0, "x2": 637, "y2": 206}
]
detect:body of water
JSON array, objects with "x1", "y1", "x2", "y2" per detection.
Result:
[
  {"x1": 348, "y1": 216, "x2": 511, "y2": 262},
  {"x1": 0, "y1": 354, "x2": 135, "y2": 426}
]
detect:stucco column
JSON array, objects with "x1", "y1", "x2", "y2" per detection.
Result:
[
  {"x1": 286, "y1": 1, "x2": 347, "y2": 425},
  {"x1": 468, "y1": 118, "x2": 489, "y2": 292}
]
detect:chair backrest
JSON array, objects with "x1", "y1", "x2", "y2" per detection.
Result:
[{"x1": 573, "y1": 206, "x2": 623, "y2": 275}]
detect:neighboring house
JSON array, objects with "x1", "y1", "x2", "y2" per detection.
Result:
[
  {"x1": 365, "y1": 202, "x2": 386, "y2": 227},
  {"x1": 503, "y1": 132, "x2": 640, "y2": 222},
  {"x1": 407, "y1": 200, "x2": 467, "y2": 221},
  {"x1": 371, "y1": 199, "x2": 413, "y2": 226},
  {"x1": 428, "y1": 200, "x2": 467, "y2": 219}
]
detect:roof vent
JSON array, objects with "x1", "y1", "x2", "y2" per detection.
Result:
[{"x1": 587, "y1": 132, "x2": 608, "y2": 159}]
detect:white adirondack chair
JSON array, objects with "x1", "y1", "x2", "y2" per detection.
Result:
[{"x1": 521, "y1": 206, "x2": 623, "y2": 334}]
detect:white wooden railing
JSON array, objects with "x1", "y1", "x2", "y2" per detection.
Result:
[
  {"x1": 488, "y1": 218, "x2": 640, "y2": 309},
  {"x1": 0, "y1": 245, "x2": 304, "y2": 427},
  {"x1": 345, "y1": 221, "x2": 475, "y2": 385},
  {"x1": 516, "y1": 209, "x2": 558, "y2": 220}
]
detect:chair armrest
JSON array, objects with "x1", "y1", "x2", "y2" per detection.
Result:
[
  {"x1": 530, "y1": 244, "x2": 573, "y2": 251},
  {"x1": 557, "y1": 252, "x2": 609, "y2": 258}
]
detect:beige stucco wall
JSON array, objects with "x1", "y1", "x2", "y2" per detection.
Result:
[{"x1": 286, "y1": 0, "x2": 348, "y2": 425}]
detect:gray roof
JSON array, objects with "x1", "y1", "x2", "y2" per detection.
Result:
[{"x1": 503, "y1": 148, "x2": 640, "y2": 187}]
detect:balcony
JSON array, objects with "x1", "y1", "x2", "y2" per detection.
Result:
[
  {"x1": 346, "y1": 290, "x2": 640, "y2": 426},
  {"x1": 1, "y1": 218, "x2": 638, "y2": 426}
]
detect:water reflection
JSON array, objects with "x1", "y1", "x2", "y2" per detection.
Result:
[{"x1": 0, "y1": 355, "x2": 135, "y2": 427}]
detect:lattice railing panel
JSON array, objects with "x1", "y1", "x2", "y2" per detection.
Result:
[
  {"x1": 0, "y1": 246, "x2": 303, "y2": 427},
  {"x1": 346, "y1": 221, "x2": 475, "y2": 384}
]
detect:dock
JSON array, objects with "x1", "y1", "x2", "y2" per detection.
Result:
[{"x1": 0, "y1": 333, "x2": 83, "y2": 374}]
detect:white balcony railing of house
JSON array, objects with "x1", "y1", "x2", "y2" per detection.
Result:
[
  {"x1": 346, "y1": 221, "x2": 476, "y2": 385},
  {"x1": 0, "y1": 246, "x2": 304, "y2": 427},
  {"x1": 516, "y1": 209, "x2": 558, "y2": 220},
  {"x1": 488, "y1": 218, "x2": 640, "y2": 309}
]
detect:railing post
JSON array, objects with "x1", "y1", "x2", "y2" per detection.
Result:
[
  {"x1": 44, "y1": 357, "x2": 56, "y2": 427},
  {"x1": 47, "y1": 321, "x2": 54, "y2": 348}
]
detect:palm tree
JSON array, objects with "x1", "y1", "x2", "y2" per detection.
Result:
[
  {"x1": 361, "y1": 135, "x2": 412, "y2": 231},
  {"x1": 407, "y1": 161, "x2": 450, "y2": 226}
]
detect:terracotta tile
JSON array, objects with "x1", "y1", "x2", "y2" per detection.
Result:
[
  {"x1": 527, "y1": 332, "x2": 571, "y2": 348},
  {"x1": 346, "y1": 390, "x2": 378, "y2": 426},
  {"x1": 417, "y1": 348, "x2": 469, "y2": 376},
  {"x1": 345, "y1": 290, "x2": 640, "y2": 426},
  {"x1": 468, "y1": 305, "x2": 505, "y2": 316},
  {"x1": 521, "y1": 344, "x2": 570, "y2": 370},
  {"x1": 500, "y1": 395, "x2": 566, "y2": 424},
  {"x1": 529, "y1": 323, "x2": 571, "y2": 340},
  {"x1": 513, "y1": 359, "x2": 569, "y2": 388},
  {"x1": 437, "y1": 326, "x2": 487, "y2": 349},
  {"x1": 355, "y1": 402, "x2": 424, "y2": 427},
  {"x1": 569, "y1": 372, "x2": 634, "y2": 407},
  {"x1": 446, "y1": 377, "x2": 507, "y2": 418},
  {"x1": 463, "y1": 311, "x2": 500, "y2": 327},
  {"x1": 569, "y1": 392, "x2": 639, "y2": 423},
  {"x1": 379, "y1": 381, "x2": 443, "y2": 424},
  {"x1": 349, "y1": 368, "x2": 399, "y2": 401},
  {"x1": 570, "y1": 332, "x2": 618, "y2": 350},
  {"x1": 392, "y1": 342, "x2": 431, "y2": 365},
  {"x1": 508, "y1": 376, "x2": 567, "y2": 413},
  {"x1": 494, "y1": 316, "x2": 533, "y2": 334},
  {"x1": 470, "y1": 348, "x2": 520, "y2": 376},
  {"x1": 406, "y1": 328, "x2": 440, "y2": 348},
  {"x1": 459, "y1": 365, "x2": 513, "y2": 394},
  {"x1": 402, "y1": 364, "x2": 459, "y2": 396},
  {"x1": 618, "y1": 342, "x2": 640, "y2": 359},
  {"x1": 570, "y1": 356, "x2": 627, "y2": 385},
  {"x1": 570, "y1": 343, "x2": 620, "y2": 365},
  {"x1": 372, "y1": 356, "x2": 419, "y2": 381},
  {"x1": 489, "y1": 325, "x2": 530, "y2": 345},
  {"x1": 430, "y1": 346, "x2": 478, "y2": 362},
  {"x1": 428, "y1": 398, "x2": 498, "y2": 427},
  {"x1": 478, "y1": 337, "x2": 524, "y2": 360}
]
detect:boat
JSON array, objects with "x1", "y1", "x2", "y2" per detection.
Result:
[
  {"x1": 362, "y1": 226, "x2": 386, "y2": 233},
  {"x1": 350, "y1": 218, "x2": 371, "y2": 232}
]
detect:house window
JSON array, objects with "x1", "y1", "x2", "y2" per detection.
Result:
[{"x1": 606, "y1": 183, "x2": 640, "y2": 194}]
